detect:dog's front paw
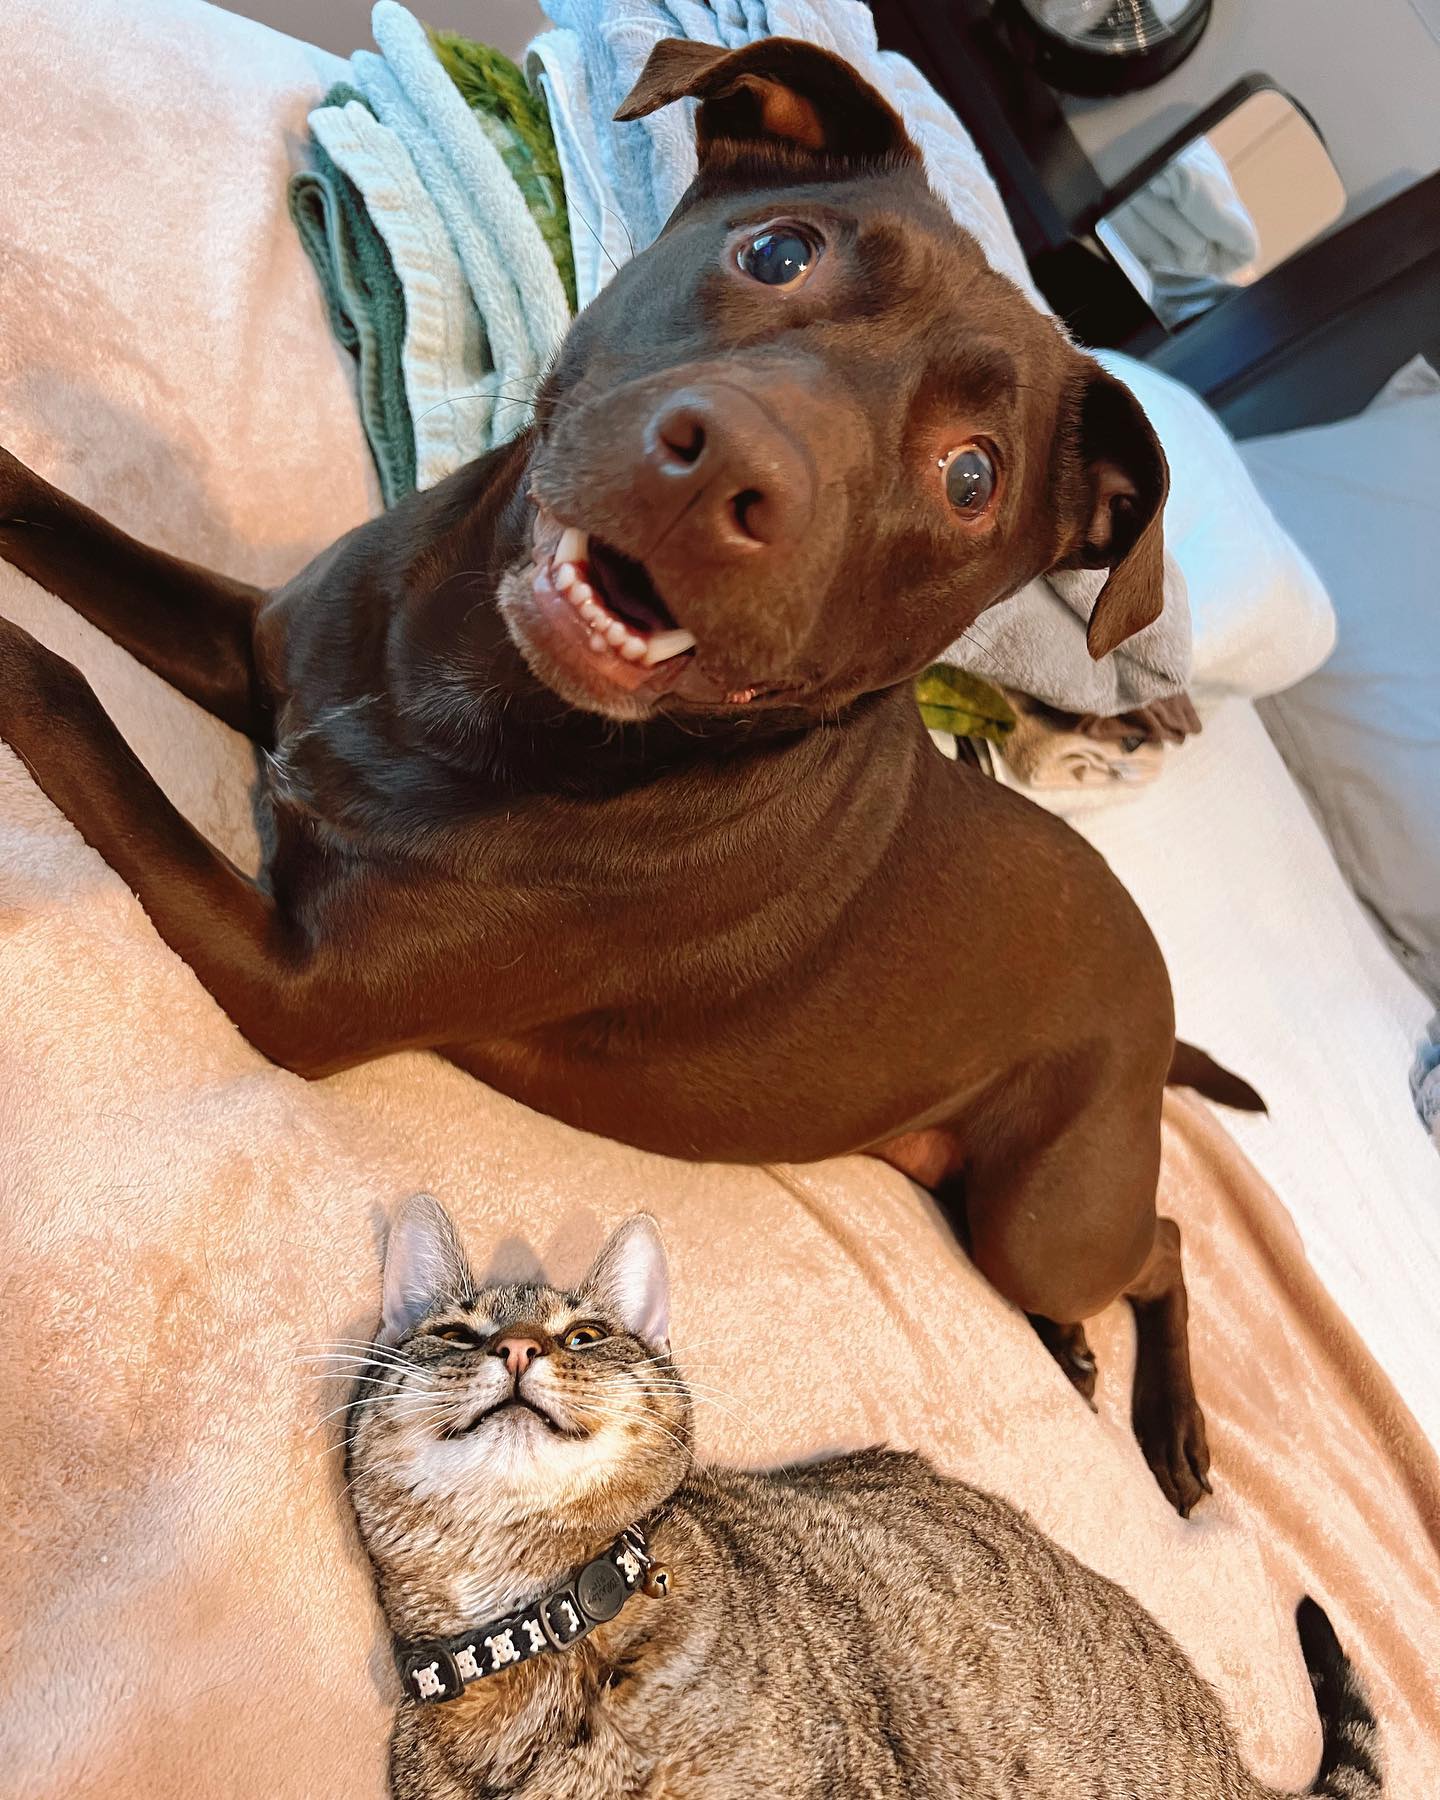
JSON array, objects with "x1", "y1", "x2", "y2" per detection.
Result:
[{"x1": 1133, "y1": 1380, "x2": 1212, "y2": 1517}]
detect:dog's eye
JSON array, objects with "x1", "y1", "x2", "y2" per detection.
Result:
[
  {"x1": 736, "y1": 227, "x2": 819, "y2": 289},
  {"x1": 562, "y1": 1324, "x2": 607, "y2": 1349},
  {"x1": 431, "y1": 1324, "x2": 482, "y2": 1348},
  {"x1": 940, "y1": 443, "x2": 998, "y2": 516}
]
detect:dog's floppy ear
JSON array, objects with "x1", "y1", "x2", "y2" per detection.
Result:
[
  {"x1": 614, "y1": 36, "x2": 917, "y2": 168},
  {"x1": 1054, "y1": 363, "x2": 1171, "y2": 661}
]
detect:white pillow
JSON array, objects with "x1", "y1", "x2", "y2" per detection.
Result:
[
  {"x1": 1244, "y1": 386, "x2": 1440, "y2": 1000},
  {"x1": 1104, "y1": 353, "x2": 1336, "y2": 701}
]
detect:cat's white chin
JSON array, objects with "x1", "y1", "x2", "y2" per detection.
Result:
[{"x1": 406, "y1": 1417, "x2": 634, "y2": 1519}]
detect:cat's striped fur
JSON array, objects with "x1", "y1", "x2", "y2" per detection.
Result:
[{"x1": 345, "y1": 1199, "x2": 1380, "y2": 1799}]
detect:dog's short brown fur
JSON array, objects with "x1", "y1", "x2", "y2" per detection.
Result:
[{"x1": 0, "y1": 38, "x2": 1257, "y2": 1511}]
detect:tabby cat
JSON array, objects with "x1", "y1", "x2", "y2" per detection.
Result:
[{"x1": 345, "y1": 1196, "x2": 1380, "y2": 1799}]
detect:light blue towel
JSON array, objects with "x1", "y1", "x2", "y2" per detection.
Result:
[
  {"x1": 348, "y1": 4, "x2": 571, "y2": 452},
  {"x1": 302, "y1": 2, "x2": 574, "y2": 488}
]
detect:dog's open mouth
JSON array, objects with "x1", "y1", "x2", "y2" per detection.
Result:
[
  {"x1": 517, "y1": 514, "x2": 762, "y2": 712},
  {"x1": 547, "y1": 527, "x2": 699, "y2": 674}
]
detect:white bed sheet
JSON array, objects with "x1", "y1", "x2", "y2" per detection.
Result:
[{"x1": 998, "y1": 700, "x2": 1440, "y2": 1444}]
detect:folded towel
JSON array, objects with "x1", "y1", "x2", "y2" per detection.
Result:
[
  {"x1": 527, "y1": 0, "x2": 1193, "y2": 718},
  {"x1": 307, "y1": 90, "x2": 489, "y2": 492},
  {"x1": 350, "y1": 5, "x2": 569, "y2": 448},
  {"x1": 288, "y1": 113, "x2": 416, "y2": 505},
  {"x1": 292, "y1": 5, "x2": 575, "y2": 497}
]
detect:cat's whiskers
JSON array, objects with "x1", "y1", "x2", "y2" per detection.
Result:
[
  {"x1": 296, "y1": 1350, "x2": 418, "y2": 1376},
  {"x1": 616, "y1": 1398, "x2": 761, "y2": 1450},
  {"x1": 595, "y1": 1376, "x2": 749, "y2": 1422},
  {"x1": 309, "y1": 1391, "x2": 445, "y2": 1436},
  {"x1": 307, "y1": 1368, "x2": 424, "y2": 1385},
  {"x1": 298, "y1": 1340, "x2": 417, "y2": 1364},
  {"x1": 592, "y1": 1374, "x2": 768, "y2": 1441},
  {"x1": 616, "y1": 1416, "x2": 699, "y2": 1466}
]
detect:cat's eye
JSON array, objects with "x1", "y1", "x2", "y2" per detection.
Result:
[
  {"x1": 431, "y1": 1324, "x2": 482, "y2": 1348},
  {"x1": 562, "y1": 1324, "x2": 607, "y2": 1349}
]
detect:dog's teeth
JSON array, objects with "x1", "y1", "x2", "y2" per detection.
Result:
[
  {"x1": 556, "y1": 527, "x2": 587, "y2": 566},
  {"x1": 587, "y1": 631, "x2": 608, "y2": 654},
  {"x1": 603, "y1": 621, "x2": 629, "y2": 649},
  {"x1": 555, "y1": 562, "x2": 578, "y2": 592},
  {"x1": 579, "y1": 600, "x2": 605, "y2": 626},
  {"x1": 571, "y1": 582, "x2": 594, "y2": 606},
  {"x1": 619, "y1": 638, "x2": 647, "y2": 662},
  {"x1": 641, "y1": 629, "x2": 697, "y2": 667}
]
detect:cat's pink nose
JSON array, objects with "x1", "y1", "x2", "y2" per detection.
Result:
[{"x1": 493, "y1": 1336, "x2": 543, "y2": 1379}]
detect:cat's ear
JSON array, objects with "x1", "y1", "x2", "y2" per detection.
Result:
[
  {"x1": 380, "y1": 1194, "x2": 476, "y2": 1344},
  {"x1": 584, "y1": 1214, "x2": 671, "y2": 1348}
]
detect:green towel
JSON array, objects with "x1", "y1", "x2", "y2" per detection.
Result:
[
  {"x1": 428, "y1": 30, "x2": 578, "y2": 312},
  {"x1": 289, "y1": 89, "x2": 417, "y2": 505},
  {"x1": 914, "y1": 666, "x2": 1017, "y2": 742}
]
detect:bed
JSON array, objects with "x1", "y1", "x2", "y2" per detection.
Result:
[{"x1": 1, "y1": 1, "x2": 1437, "y2": 1793}]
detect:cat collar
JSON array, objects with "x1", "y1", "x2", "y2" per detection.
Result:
[{"x1": 395, "y1": 1525, "x2": 669, "y2": 1705}]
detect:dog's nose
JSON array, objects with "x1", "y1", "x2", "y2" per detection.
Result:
[
  {"x1": 492, "y1": 1335, "x2": 543, "y2": 1379},
  {"x1": 642, "y1": 389, "x2": 814, "y2": 558}
]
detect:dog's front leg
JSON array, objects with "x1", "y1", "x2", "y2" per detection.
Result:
[
  {"x1": 0, "y1": 444, "x2": 268, "y2": 739},
  {"x1": 0, "y1": 612, "x2": 399, "y2": 1074}
]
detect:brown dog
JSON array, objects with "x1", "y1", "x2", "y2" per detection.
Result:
[{"x1": 0, "y1": 38, "x2": 1258, "y2": 1512}]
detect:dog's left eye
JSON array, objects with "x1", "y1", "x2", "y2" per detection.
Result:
[
  {"x1": 736, "y1": 227, "x2": 819, "y2": 289},
  {"x1": 940, "y1": 443, "x2": 998, "y2": 516},
  {"x1": 562, "y1": 1324, "x2": 607, "y2": 1349}
]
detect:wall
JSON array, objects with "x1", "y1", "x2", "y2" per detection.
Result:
[
  {"x1": 221, "y1": 0, "x2": 547, "y2": 60},
  {"x1": 1062, "y1": 0, "x2": 1440, "y2": 222}
]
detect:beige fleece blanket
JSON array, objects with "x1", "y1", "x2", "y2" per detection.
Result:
[{"x1": 1, "y1": 1, "x2": 1438, "y2": 1794}]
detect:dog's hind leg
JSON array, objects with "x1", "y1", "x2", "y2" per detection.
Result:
[
  {"x1": 0, "y1": 445, "x2": 269, "y2": 740},
  {"x1": 1123, "y1": 1215, "x2": 1211, "y2": 1516},
  {"x1": 961, "y1": 1074, "x2": 1211, "y2": 1515},
  {"x1": 1027, "y1": 1315, "x2": 1099, "y2": 1407}
]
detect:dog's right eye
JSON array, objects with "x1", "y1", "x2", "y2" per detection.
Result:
[
  {"x1": 940, "y1": 443, "x2": 999, "y2": 518},
  {"x1": 736, "y1": 227, "x2": 820, "y2": 289}
]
